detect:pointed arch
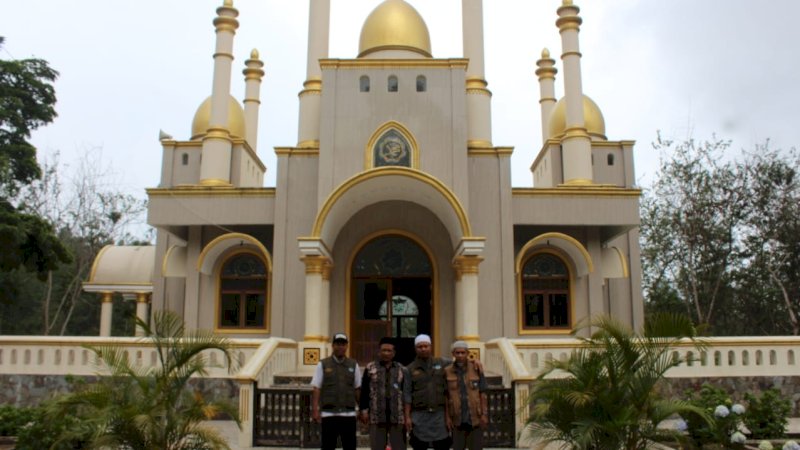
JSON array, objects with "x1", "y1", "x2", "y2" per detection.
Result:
[{"x1": 365, "y1": 121, "x2": 420, "y2": 169}]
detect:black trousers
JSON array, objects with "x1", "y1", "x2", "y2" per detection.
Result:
[{"x1": 321, "y1": 416, "x2": 357, "y2": 450}]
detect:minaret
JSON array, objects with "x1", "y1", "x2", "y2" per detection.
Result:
[
  {"x1": 536, "y1": 48, "x2": 558, "y2": 145},
  {"x1": 556, "y1": 0, "x2": 593, "y2": 185},
  {"x1": 243, "y1": 49, "x2": 265, "y2": 152},
  {"x1": 297, "y1": 0, "x2": 330, "y2": 148},
  {"x1": 462, "y1": 0, "x2": 493, "y2": 148},
  {"x1": 199, "y1": 0, "x2": 239, "y2": 186}
]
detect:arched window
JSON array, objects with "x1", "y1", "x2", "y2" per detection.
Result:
[
  {"x1": 416, "y1": 75, "x2": 426, "y2": 92},
  {"x1": 218, "y1": 252, "x2": 268, "y2": 329},
  {"x1": 379, "y1": 295, "x2": 420, "y2": 338},
  {"x1": 388, "y1": 75, "x2": 398, "y2": 92},
  {"x1": 373, "y1": 129, "x2": 411, "y2": 167},
  {"x1": 607, "y1": 153, "x2": 615, "y2": 166},
  {"x1": 181, "y1": 153, "x2": 189, "y2": 165},
  {"x1": 521, "y1": 253, "x2": 570, "y2": 330},
  {"x1": 360, "y1": 75, "x2": 370, "y2": 92}
]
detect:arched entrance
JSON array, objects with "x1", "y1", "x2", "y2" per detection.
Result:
[{"x1": 350, "y1": 233, "x2": 434, "y2": 365}]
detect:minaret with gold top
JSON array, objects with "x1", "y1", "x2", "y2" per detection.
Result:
[
  {"x1": 556, "y1": 0, "x2": 593, "y2": 185},
  {"x1": 463, "y1": 0, "x2": 493, "y2": 149},
  {"x1": 199, "y1": 0, "x2": 239, "y2": 186}
]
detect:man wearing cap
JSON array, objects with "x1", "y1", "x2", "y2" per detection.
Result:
[
  {"x1": 405, "y1": 334, "x2": 454, "y2": 450},
  {"x1": 444, "y1": 340, "x2": 488, "y2": 450},
  {"x1": 311, "y1": 333, "x2": 362, "y2": 450}
]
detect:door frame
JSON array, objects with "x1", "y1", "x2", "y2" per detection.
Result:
[{"x1": 345, "y1": 229, "x2": 439, "y2": 358}]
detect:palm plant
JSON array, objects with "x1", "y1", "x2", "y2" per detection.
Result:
[
  {"x1": 50, "y1": 310, "x2": 239, "y2": 450},
  {"x1": 526, "y1": 313, "x2": 712, "y2": 450}
]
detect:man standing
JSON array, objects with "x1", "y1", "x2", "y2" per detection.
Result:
[
  {"x1": 311, "y1": 333, "x2": 362, "y2": 450},
  {"x1": 405, "y1": 334, "x2": 451, "y2": 450},
  {"x1": 444, "y1": 340, "x2": 488, "y2": 450},
  {"x1": 359, "y1": 337, "x2": 412, "y2": 450}
]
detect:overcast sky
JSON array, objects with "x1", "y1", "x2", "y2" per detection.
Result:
[{"x1": 4, "y1": 1, "x2": 799, "y2": 212}]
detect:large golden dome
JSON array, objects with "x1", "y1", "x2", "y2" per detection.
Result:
[
  {"x1": 190, "y1": 95, "x2": 246, "y2": 140},
  {"x1": 358, "y1": 0, "x2": 432, "y2": 58},
  {"x1": 548, "y1": 95, "x2": 607, "y2": 141}
]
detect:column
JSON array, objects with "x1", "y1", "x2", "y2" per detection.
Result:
[
  {"x1": 242, "y1": 49, "x2": 265, "y2": 151},
  {"x1": 99, "y1": 292, "x2": 113, "y2": 337},
  {"x1": 463, "y1": 0, "x2": 493, "y2": 148},
  {"x1": 302, "y1": 255, "x2": 329, "y2": 341},
  {"x1": 453, "y1": 256, "x2": 483, "y2": 341},
  {"x1": 320, "y1": 260, "x2": 333, "y2": 340},
  {"x1": 557, "y1": 0, "x2": 593, "y2": 184},
  {"x1": 297, "y1": 0, "x2": 330, "y2": 148},
  {"x1": 536, "y1": 48, "x2": 558, "y2": 144},
  {"x1": 199, "y1": 0, "x2": 239, "y2": 186},
  {"x1": 135, "y1": 293, "x2": 151, "y2": 337}
]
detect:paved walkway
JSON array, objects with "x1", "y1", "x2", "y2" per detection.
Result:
[{"x1": 208, "y1": 418, "x2": 800, "y2": 450}]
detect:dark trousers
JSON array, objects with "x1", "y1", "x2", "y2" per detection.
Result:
[
  {"x1": 321, "y1": 416, "x2": 357, "y2": 450},
  {"x1": 409, "y1": 432, "x2": 450, "y2": 450},
  {"x1": 369, "y1": 423, "x2": 406, "y2": 450},
  {"x1": 452, "y1": 423, "x2": 483, "y2": 450}
]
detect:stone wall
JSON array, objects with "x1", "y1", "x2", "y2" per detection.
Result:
[
  {"x1": 661, "y1": 376, "x2": 800, "y2": 414},
  {"x1": 0, "y1": 374, "x2": 240, "y2": 408}
]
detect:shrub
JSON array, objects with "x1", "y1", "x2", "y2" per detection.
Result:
[
  {"x1": 0, "y1": 404, "x2": 36, "y2": 436},
  {"x1": 13, "y1": 403, "x2": 90, "y2": 450},
  {"x1": 745, "y1": 388, "x2": 791, "y2": 439},
  {"x1": 683, "y1": 383, "x2": 749, "y2": 448}
]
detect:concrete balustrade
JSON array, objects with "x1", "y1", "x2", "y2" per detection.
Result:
[
  {"x1": 485, "y1": 336, "x2": 800, "y2": 383},
  {"x1": 0, "y1": 336, "x2": 266, "y2": 378}
]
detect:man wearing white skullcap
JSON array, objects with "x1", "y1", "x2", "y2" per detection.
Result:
[
  {"x1": 414, "y1": 334, "x2": 431, "y2": 346},
  {"x1": 406, "y1": 334, "x2": 483, "y2": 450}
]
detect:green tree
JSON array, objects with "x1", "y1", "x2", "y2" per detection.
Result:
[
  {"x1": 51, "y1": 311, "x2": 239, "y2": 449},
  {"x1": 641, "y1": 135, "x2": 747, "y2": 333},
  {"x1": 525, "y1": 313, "x2": 710, "y2": 450},
  {"x1": 0, "y1": 150, "x2": 148, "y2": 336},
  {"x1": 0, "y1": 36, "x2": 71, "y2": 298},
  {"x1": 737, "y1": 146, "x2": 800, "y2": 335}
]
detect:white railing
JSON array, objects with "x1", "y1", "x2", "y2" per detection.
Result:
[
  {"x1": 504, "y1": 336, "x2": 800, "y2": 379},
  {"x1": 0, "y1": 336, "x2": 264, "y2": 378},
  {"x1": 234, "y1": 337, "x2": 297, "y2": 387}
]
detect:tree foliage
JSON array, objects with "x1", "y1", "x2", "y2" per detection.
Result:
[
  {"x1": 50, "y1": 311, "x2": 239, "y2": 450},
  {"x1": 525, "y1": 313, "x2": 710, "y2": 450},
  {"x1": 0, "y1": 36, "x2": 72, "y2": 293},
  {"x1": 0, "y1": 150, "x2": 148, "y2": 335},
  {"x1": 641, "y1": 135, "x2": 800, "y2": 335}
]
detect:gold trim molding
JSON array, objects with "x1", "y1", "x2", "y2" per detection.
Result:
[{"x1": 320, "y1": 58, "x2": 468, "y2": 70}]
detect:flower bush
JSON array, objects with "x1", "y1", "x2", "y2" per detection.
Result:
[
  {"x1": 683, "y1": 384, "x2": 748, "y2": 449},
  {"x1": 758, "y1": 441, "x2": 774, "y2": 450},
  {"x1": 783, "y1": 441, "x2": 800, "y2": 450}
]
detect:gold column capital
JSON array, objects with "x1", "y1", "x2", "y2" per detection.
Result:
[
  {"x1": 302, "y1": 255, "x2": 332, "y2": 275},
  {"x1": 100, "y1": 292, "x2": 114, "y2": 303},
  {"x1": 321, "y1": 260, "x2": 334, "y2": 281},
  {"x1": 453, "y1": 255, "x2": 484, "y2": 280},
  {"x1": 136, "y1": 293, "x2": 151, "y2": 304}
]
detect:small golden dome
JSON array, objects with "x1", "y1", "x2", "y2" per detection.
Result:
[
  {"x1": 190, "y1": 95, "x2": 246, "y2": 140},
  {"x1": 548, "y1": 95, "x2": 607, "y2": 141},
  {"x1": 358, "y1": 0, "x2": 432, "y2": 58}
]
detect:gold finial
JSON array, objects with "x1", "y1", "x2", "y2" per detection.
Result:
[
  {"x1": 562, "y1": 0, "x2": 573, "y2": 5},
  {"x1": 224, "y1": 0, "x2": 233, "y2": 6},
  {"x1": 250, "y1": 48, "x2": 259, "y2": 60},
  {"x1": 542, "y1": 48, "x2": 550, "y2": 59}
]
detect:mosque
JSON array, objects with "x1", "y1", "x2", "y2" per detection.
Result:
[{"x1": 84, "y1": 0, "x2": 643, "y2": 367}]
